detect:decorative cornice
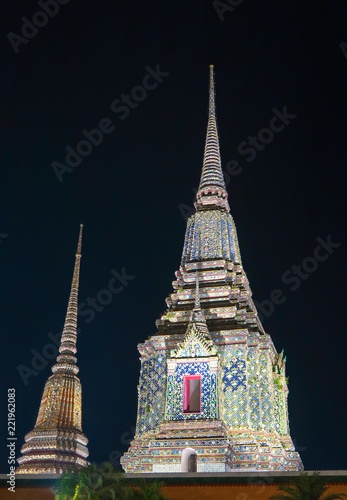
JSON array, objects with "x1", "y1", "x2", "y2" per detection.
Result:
[{"x1": 171, "y1": 323, "x2": 217, "y2": 358}]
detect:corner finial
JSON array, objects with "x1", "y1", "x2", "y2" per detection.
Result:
[
  {"x1": 186, "y1": 269, "x2": 211, "y2": 339},
  {"x1": 194, "y1": 271, "x2": 200, "y2": 309}
]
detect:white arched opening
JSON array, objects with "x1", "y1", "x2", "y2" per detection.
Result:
[{"x1": 181, "y1": 447, "x2": 197, "y2": 472}]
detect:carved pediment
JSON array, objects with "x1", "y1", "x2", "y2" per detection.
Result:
[{"x1": 171, "y1": 323, "x2": 217, "y2": 358}]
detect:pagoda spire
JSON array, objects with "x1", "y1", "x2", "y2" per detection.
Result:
[
  {"x1": 17, "y1": 225, "x2": 89, "y2": 474},
  {"x1": 52, "y1": 223, "x2": 83, "y2": 375},
  {"x1": 195, "y1": 65, "x2": 230, "y2": 211},
  {"x1": 121, "y1": 67, "x2": 303, "y2": 474}
]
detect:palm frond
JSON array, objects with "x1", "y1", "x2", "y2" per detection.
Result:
[
  {"x1": 270, "y1": 495, "x2": 298, "y2": 500},
  {"x1": 322, "y1": 495, "x2": 347, "y2": 500},
  {"x1": 270, "y1": 471, "x2": 347, "y2": 500}
]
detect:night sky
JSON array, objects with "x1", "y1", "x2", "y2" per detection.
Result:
[{"x1": 1, "y1": 0, "x2": 346, "y2": 473}]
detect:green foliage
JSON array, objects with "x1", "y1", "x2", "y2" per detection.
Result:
[
  {"x1": 54, "y1": 464, "x2": 168, "y2": 500},
  {"x1": 270, "y1": 471, "x2": 347, "y2": 500},
  {"x1": 54, "y1": 463, "x2": 128, "y2": 500},
  {"x1": 132, "y1": 479, "x2": 167, "y2": 500},
  {"x1": 54, "y1": 472, "x2": 80, "y2": 500}
]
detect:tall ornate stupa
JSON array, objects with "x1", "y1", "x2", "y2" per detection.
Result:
[
  {"x1": 17, "y1": 225, "x2": 89, "y2": 474},
  {"x1": 121, "y1": 67, "x2": 303, "y2": 473}
]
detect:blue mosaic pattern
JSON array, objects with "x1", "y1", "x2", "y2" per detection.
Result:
[
  {"x1": 181, "y1": 216, "x2": 194, "y2": 265},
  {"x1": 125, "y1": 341, "x2": 301, "y2": 472},
  {"x1": 274, "y1": 384, "x2": 288, "y2": 435},
  {"x1": 247, "y1": 348, "x2": 261, "y2": 429},
  {"x1": 221, "y1": 215, "x2": 235, "y2": 261},
  {"x1": 210, "y1": 372, "x2": 217, "y2": 418},
  {"x1": 136, "y1": 354, "x2": 167, "y2": 435},
  {"x1": 165, "y1": 361, "x2": 217, "y2": 421},
  {"x1": 259, "y1": 352, "x2": 273, "y2": 429},
  {"x1": 181, "y1": 211, "x2": 240, "y2": 264},
  {"x1": 222, "y1": 358, "x2": 246, "y2": 392},
  {"x1": 273, "y1": 385, "x2": 281, "y2": 433},
  {"x1": 220, "y1": 347, "x2": 248, "y2": 427}
]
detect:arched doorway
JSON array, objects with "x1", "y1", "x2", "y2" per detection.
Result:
[{"x1": 181, "y1": 447, "x2": 197, "y2": 472}]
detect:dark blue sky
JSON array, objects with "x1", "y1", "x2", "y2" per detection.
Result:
[{"x1": 0, "y1": 0, "x2": 346, "y2": 472}]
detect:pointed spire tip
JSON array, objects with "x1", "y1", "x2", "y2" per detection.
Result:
[
  {"x1": 194, "y1": 66, "x2": 230, "y2": 211},
  {"x1": 76, "y1": 224, "x2": 83, "y2": 257}
]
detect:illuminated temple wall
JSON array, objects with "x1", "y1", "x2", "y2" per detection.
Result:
[
  {"x1": 123, "y1": 294, "x2": 299, "y2": 472},
  {"x1": 134, "y1": 338, "x2": 290, "y2": 437},
  {"x1": 165, "y1": 358, "x2": 219, "y2": 422},
  {"x1": 136, "y1": 353, "x2": 167, "y2": 435}
]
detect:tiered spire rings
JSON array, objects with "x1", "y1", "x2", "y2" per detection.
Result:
[
  {"x1": 52, "y1": 225, "x2": 83, "y2": 376},
  {"x1": 195, "y1": 65, "x2": 230, "y2": 212}
]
